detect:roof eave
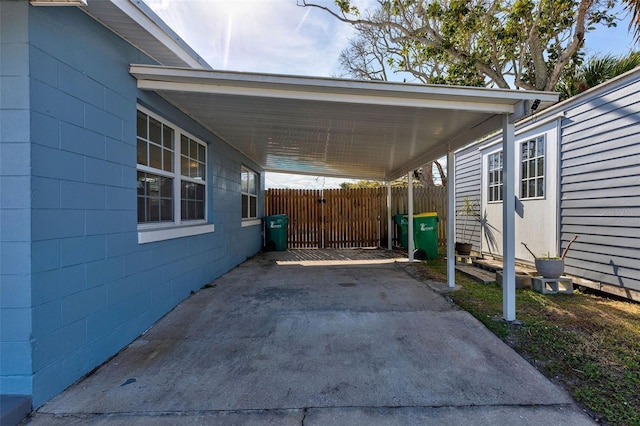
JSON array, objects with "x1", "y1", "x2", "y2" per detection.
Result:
[
  {"x1": 81, "y1": 1, "x2": 211, "y2": 69},
  {"x1": 130, "y1": 65, "x2": 558, "y2": 116}
]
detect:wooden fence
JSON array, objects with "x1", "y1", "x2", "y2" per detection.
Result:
[{"x1": 265, "y1": 186, "x2": 447, "y2": 249}]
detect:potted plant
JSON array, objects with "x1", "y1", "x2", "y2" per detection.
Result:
[
  {"x1": 456, "y1": 197, "x2": 499, "y2": 256},
  {"x1": 456, "y1": 198, "x2": 479, "y2": 255},
  {"x1": 521, "y1": 236, "x2": 578, "y2": 278}
]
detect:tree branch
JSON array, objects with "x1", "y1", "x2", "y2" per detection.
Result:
[
  {"x1": 528, "y1": 6, "x2": 548, "y2": 90},
  {"x1": 546, "y1": 0, "x2": 594, "y2": 90}
]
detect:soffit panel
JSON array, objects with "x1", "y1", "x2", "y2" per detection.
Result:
[
  {"x1": 131, "y1": 66, "x2": 558, "y2": 181},
  {"x1": 159, "y1": 90, "x2": 491, "y2": 179}
]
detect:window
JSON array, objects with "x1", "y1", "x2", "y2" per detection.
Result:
[
  {"x1": 487, "y1": 151, "x2": 503, "y2": 202},
  {"x1": 137, "y1": 108, "x2": 207, "y2": 226},
  {"x1": 241, "y1": 166, "x2": 258, "y2": 219},
  {"x1": 180, "y1": 135, "x2": 206, "y2": 221},
  {"x1": 521, "y1": 136, "x2": 545, "y2": 199}
]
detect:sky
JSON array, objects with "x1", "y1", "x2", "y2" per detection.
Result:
[{"x1": 145, "y1": 0, "x2": 637, "y2": 189}]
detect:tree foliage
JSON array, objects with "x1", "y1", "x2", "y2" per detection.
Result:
[
  {"x1": 301, "y1": 0, "x2": 620, "y2": 91},
  {"x1": 557, "y1": 51, "x2": 640, "y2": 99},
  {"x1": 625, "y1": 0, "x2": 640, "y2": 41},
  {"x1": 339, "y1": 179, "x2": 386, "y2": 188},
  {"x1": 339, "y1": 177, "x2": 413, "y2": 188},
  {"x1": 340, "y1": 162, "x2": 447, "y2": 188}
]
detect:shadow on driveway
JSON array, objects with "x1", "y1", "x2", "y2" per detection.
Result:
[{"x1": 24, "y1": 249, "x2": 593, "y2": 425}]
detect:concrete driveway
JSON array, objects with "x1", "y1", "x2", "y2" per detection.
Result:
[{"x1": 24, "y1": 249, "x2": 593, "y2": 425}]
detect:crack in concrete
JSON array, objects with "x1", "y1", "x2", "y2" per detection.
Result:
[{"x1": 37, "y1": 402, "x2": 580, "y2": 417}]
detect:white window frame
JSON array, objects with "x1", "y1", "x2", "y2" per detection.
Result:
[
  {"x1": 136, "y1": 106, "x2": 214, "y2": 243},
  {"x1": 487, "y1": 150, "x2": 503, "y2": 203},
  {"x1": 241, "y1": 165, "x2": 260, "y2": 226},
  {"x1": 520, "y1": 135, "x2": 546, "y2": 200}
]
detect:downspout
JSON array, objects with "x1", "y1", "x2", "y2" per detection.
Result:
[{"x1": 555, "y1": 115, "x2": 563, "y2": 258}]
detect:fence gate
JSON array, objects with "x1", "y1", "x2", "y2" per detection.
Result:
[
  {"x1": 323, "y1": 188, "x2": 386, "y2": 248},
  {"x1": 264, "y1": 186, "x2": 447, "y2": 249},
  {"x1": 264, "y1": 189, "x2": 323, "y2": 248},
  {"x1": 265, "y1": 188, "x2": 385, "y2": 248}
]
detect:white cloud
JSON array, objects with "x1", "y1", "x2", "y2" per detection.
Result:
[
  {"x1": 295, "y1": 8, "x2": 312, "y2": 33},
  {"x1": 146, "y1": 0, "x2": 366, "y2": 77},
  {"x1": 145, "y1": 0, "x2": 170, "y2": 10},
  {"x1": 265, "y1": 172, "x2": 355, "y2": 189}
]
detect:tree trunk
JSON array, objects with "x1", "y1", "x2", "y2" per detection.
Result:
[
  {"x1": 414, "y1": 163, "x2": 435, "y2": 187},
  {"x1": 434, "y1": 159, "x2": 447, "y2": 187}
]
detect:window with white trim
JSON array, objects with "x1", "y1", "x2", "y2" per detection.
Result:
[
  {"x1": 241, "y1": 166, "x2": 258, "y2": 220},
  {"x1": 137, "y1": 107, "x2": 207, "y2": 226},
  {"x1": 520, "y1": 136, "x2": 545, "y2": 199},
  {"x1": 180, "y1": 135, "x2": 206, "y2": 220},
  {"x1": 487, "y1": 151, "x2": 503, "y2": 202}
]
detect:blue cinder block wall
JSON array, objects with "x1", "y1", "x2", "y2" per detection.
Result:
[
  {"x1": 1, "y1": 0, "x2": 33, "y2": 399},
  {"x1": 0, "y1": 4, "x2": 263, "y2": 406}
]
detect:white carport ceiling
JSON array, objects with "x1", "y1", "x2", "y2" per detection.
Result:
[{"x1": 130, "y1": 65, "x2": 558, "y2": 181}]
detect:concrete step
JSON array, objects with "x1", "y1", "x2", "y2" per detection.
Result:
[
  {"x1": 1, "y1": 395, "x2": 32, "y2": 426},
  {"x1": 456, "y1": 264, "x2": 496, "y2": 284},
  {"x1": 472, "y1": 258, "x2": 537, "y2": 275}
]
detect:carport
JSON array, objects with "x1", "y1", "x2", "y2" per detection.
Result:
[{"x1": 130, "y1": 65, "x2": 558, "y2": 320}]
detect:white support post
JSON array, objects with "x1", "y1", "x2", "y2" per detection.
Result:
[
  {"x1": 447, "y1": 150, "x2": 456, "y2": 288},
  {"x1": 408, "y1": 172, "x2": 414, "y2": 262},
  {"x1": 387, "y1": 181, "x2": 392, "y2": 250},
  {"x1": 502, "y1": 115, "x2": 516, "y2": 321}
]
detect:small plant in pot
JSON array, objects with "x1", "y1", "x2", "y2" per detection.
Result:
[
  {"x1": 456, "y1": 198, "x2": 499, "y2": 257},
  {"x1": 456, "y1": 198, "x2": 479, "y2": 255},
  {"x1": 521, "y1": 236, "x2": 578, "y2": 279}
]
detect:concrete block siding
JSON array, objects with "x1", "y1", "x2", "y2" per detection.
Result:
[
  {"x1": 1, "y1": 4, "x2": 264, "y2": 407},
  {"x1": 1, "y1": 0, "x2": 33, "y2": 398}
]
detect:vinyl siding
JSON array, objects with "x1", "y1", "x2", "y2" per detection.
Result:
[
  {"x1": 560, "y1": 70, "x2": 640, "y2": 293},
  {"x1": 454, "y1": 146, "x2": 482, "y2": 251}
]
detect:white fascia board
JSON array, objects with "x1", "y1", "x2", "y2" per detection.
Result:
[
  {"x1": 111, "y1": 1, "x2": 207, "y2": 69},
  {"x1": 131, "y1": 65, "x2": 558, "y2": 103},
  {"x1": 31, "y1": 0, "x2": 87, "y2": 5},
  {"x1": 130, "y1": 65, "x2": 558, "y2": 113},
  {"x1": 135, "y1": 79, "x2": 517, "y2": 115}
]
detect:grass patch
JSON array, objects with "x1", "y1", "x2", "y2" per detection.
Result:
[{"x1": 414, "y1": 254, "x2": 640, "y2": 426}]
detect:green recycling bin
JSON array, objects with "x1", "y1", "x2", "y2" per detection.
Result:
[
  {"x1": 394, "y1": 214, "x2": 409, "y2": 249},
  {"x1": 413, "y1": 212, "x2": 439, "y2": 259},
  {"x1": 264, "y1": 214, "x2": 288, "y2": 251}
]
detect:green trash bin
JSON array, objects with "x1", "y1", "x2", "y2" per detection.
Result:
[
  {"x1": 413, "y1": 212, "x2": 439, "y2": 259},
  {"x1": 394, "y1": 214, "x2": 409, "y2": 249},
  {"x1": 264, "y1": 214, "x2": 288, "y2": 251}
]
